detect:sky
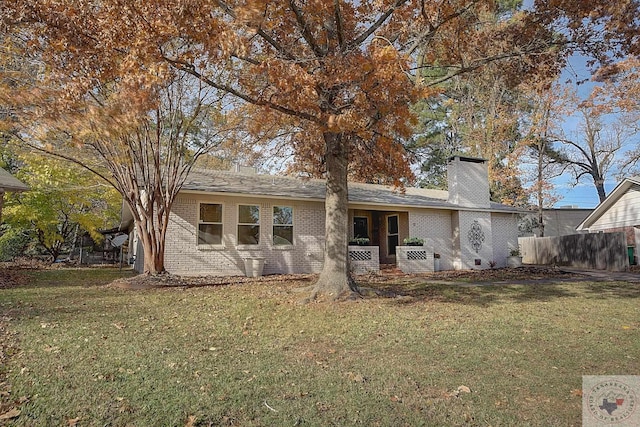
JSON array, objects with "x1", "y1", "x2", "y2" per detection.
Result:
[
  {"x1": 549, "y1": 55, "x2": 638, "y2": 209},
  {"x1": 519, "y1": 0, "x2": 633, "y2": 209}
]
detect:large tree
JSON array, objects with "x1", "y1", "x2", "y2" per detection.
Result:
[
  {"x1": 1, "y1": 52, "x2": 234, "y2": 273},
  {"x1": 517, "y1": 82, "x2": 569, "y2": 235},
  {"x1": 1, "y1": 0, "x2": 639, "y2": 298}
]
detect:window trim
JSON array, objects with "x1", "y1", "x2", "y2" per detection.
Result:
[
  {"x1": 272, "y1": 205, "x2": 294, "y2": 248},
  {"x1": 237, "y1": 204, "x2": 261, "y2": 246},
  {"x1": 197, "y1": 201, "x2": 225, "y2": 249}
]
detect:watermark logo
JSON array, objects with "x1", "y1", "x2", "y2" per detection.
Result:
[{"x1": 583, "y1": 376, "x2": 639, "y2": 426}]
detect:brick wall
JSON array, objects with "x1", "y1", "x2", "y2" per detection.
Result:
[
  {"x1": 491, "y1": 213, "x2": 519, "y2": 268},
  {"x1": 455, "y1": 211, "x2": 493, "y2": 270},
  {"x1": 397, "y1": 246, "x2": 434, "y2": 273},
  {"x1": 408, "y1": 209, "x2": 453, "y2": 270},
  {"x1": 165, "y1": 194, "x2": 326, "y2": 276},
  {"x1": 447, "y1": 157, "x2": 490, "y2": 208}
]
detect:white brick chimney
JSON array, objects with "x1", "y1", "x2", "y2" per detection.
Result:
[{"x1": 447, "y1": 156, "x2": 490, "y2": 208}]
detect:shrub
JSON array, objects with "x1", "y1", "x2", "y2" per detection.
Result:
[
  {"x1": 348, "y1": 237, "x2": 370, "y2": 246},
  {"x1": 0, "y1": 226, "x2": 30, "y2": 261},
  {"x1": 403, "y1": 237, "x2": 424, "y2": 246}
]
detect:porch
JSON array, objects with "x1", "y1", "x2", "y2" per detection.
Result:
[{"x1": 348, "y1": 209, "x2": 437, "y2": 274}]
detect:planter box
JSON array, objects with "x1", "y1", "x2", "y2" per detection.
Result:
[
  {"x1": 506, "y1": 256, "x2": 523, "y2": 268},
  {"x1": 348, "y1": 246, "x2": 380, "y2": 274},
  {"x1": 242, "y1": 257, "x2": 266, "y2": 277},
  {"x1": 397, "y1": 246, "x2": 434, "y2": 274}
]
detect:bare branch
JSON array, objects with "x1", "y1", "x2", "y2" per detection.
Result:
[{"x1": 349, "y1": 0, "x2": 408, "y2": 48}]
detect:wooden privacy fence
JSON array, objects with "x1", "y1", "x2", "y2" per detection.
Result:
[{"x1": 519, "y1": 232, "x2": 629, "y2": 271}]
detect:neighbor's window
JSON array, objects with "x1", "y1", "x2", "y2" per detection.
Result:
[
  {"x1": 198, "y1": 203, "x2": 223, "y2": 245},
  {"x1": 238, "y1": 205, "x2": 260, "y2": 245},
  {"x1": 273, "y1": 206, "x2": 293, "y2": 246}
]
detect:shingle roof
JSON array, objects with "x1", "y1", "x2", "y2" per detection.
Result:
[
  {"x1": 0, "y1": 168, "x2": 28, "y2": 192},
  {"x1": 182, "y1": 169, "x2": 523, "y2": 213},
  {"x1": 576, "y1": 176, "x2": 640, "y2": 230}
]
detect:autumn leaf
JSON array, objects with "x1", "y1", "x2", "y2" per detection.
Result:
[
  {"x1": 184, "y1": 415, "x2": 196, "y2": 427},
  {"x1": 0, "y1": 408, "x2": 21, "y2": 421}
]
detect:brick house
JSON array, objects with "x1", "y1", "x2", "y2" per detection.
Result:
[{"x1": 127, "y1": 156, "x2": 522, "y2": 275}]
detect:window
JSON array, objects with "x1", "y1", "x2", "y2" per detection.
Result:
[
  {"x1": 198, "y1": 203, "x2": 223, "y2": 245},
  {"x1": 353, "y1": 216, "x2": 369, "y2": 239},
  {"x1": 238, "y1": 205, "x2": 260, "y2": 245},
  {"x1": 387, "y1": 214, "x2": 399, "y2": 256},
  {"x1": 273, "y1": 206, "x2": 293, "y2": 246}
]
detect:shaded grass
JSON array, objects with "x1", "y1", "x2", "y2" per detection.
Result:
[{"x1": 1, "y1": 268, "x2": 639, "y2": 426}]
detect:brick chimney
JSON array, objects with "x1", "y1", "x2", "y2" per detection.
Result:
[{"x1": 447, "y1": 156, "x2": 490, "y2": 208}]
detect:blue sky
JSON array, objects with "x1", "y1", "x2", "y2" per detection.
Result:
[
  {"x1": 518, "y1": 0, "x2": 634, "y2": 209},
  {"x1": 549, "y1": 54, "x2": 636, "y2": 209}
]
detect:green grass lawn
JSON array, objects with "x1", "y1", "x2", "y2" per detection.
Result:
[{"x1": 1, "y1": 268, "x2": 639, "y2": 426}]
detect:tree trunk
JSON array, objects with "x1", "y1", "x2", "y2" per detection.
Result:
[
  {"x1": 135, "y1": 212, "x2": 167, "y2": 275},
  {"x1": 311, "y1": 132, "x2": 357, "y2": 300},
  {"x1": 537, "y1": 150, "x2": 545, "y2": 237},
  {"x1": 0, "y1": 190, "x2": 4, "y2": 224},
  {"x1": 594, "y1": 178, "x2": 607, "y2": 203}
]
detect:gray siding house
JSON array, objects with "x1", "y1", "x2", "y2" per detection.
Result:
[
  {"x1": 129, "y1": 156, "x2": 523, "y2": 276},
  {"x1": 576, "y1": 176, "x2": 640, "y2": 264}
]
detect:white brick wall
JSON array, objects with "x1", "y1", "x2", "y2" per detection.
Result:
[
  {"x1": 455, "y1": 211, "x2": 493, "y2": 270},
  {"x1": 162, "y1": 193, "x2": 519, "y2": 275},
  {"x1": 447, "y1": 157, "x2": 491, "y2": 208},
  {"x1": 491, "y1": 213, "x2": 519, "y2": 268},
  {"x1": 349, "y1": 246, "x2": 380, "y2": 274},
  {"x1": 397, "y1": 246, "x2": 434, "y2": 273},
  {"x1": 408, "y1": 209, "x2": 454, "y2": 270},
  {"x1": 165, "y1": 194, "x2": 326, "y2": 276}
]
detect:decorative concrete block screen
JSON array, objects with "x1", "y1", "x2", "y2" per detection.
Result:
[
  {"x1": 397, "y1": 246, "x2": 434, "y2": 273},
  {"x1": 349, "y1": 246, "x2": 380, "y2": 274}
]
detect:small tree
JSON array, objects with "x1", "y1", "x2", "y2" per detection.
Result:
[{"x1": 3, "y1": 151, "x2": 120, "y2": 262}]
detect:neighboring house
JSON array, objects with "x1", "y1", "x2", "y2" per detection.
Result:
[
  {"x1": 128, "y1": 156, "x2": 523, "y2": 276},
  {"x1": 0, "y1": 167, "x2": 29, "y2": 222},
  {"x1": 523, "y1": 207, "x2": 592, "y2": 237},
  {"x1": 576, "y1": 176, "x2": 640, "y2": 264}
]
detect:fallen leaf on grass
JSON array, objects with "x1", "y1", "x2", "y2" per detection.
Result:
[
  {"x1": 0, "y1": 408, "x2": 21, "y2": 420},
  {"x1": 345, "y1": 372, "x2": 366, "y2": 383},
  {"x1": 67, "y1": 417, "x2": 80, "y2": 426},
  {"x1": 570, "y1": 389, "x2": 583, "y2": 397},
  {"x1": 447, "y1": 385, "x2": 472, "y2": 398},
  {"x1": 184, "y1": 415, "x2": 196, "y2": 427}
]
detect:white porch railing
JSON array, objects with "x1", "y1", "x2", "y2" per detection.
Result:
[
  {"x1": 348, "y1": 245, "x2": 380, "y2": 274},
  {"x1": 397, "y1": 246, "x2": 434, "y2": 273}
]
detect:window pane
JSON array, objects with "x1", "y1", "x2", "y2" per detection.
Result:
[
  {"x1": 353, "y1": 217, "x2": 368, "y2": 238},
  {"x1": 238, "y1": 225, "x2": 260, "y2": 245},
  {"x1": 273, "y1": 226, "x2": 293, "y2": 245},
  {"x1": 239, "y1": 205, "x2": 260, "y2": 224},
  {"x1": 200, "y1": 204, "x2": 222, "y2": 223},
  {"x1": 388, "y1": 235, "x2": 399, "y2": 255},
  {"x1": 388, "y1": 215, "x2": 398, "y2": 234},
  {"x1": 273, "y1": 206, "x2": 293, "y2": 225},
  {"x1": 198, "y1": 224, "x2": 222, "y2": 245}
]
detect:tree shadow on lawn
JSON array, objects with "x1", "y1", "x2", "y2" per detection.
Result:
[{"x1": 360, "y1": 279, "x2": 640, "y2": 307}]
